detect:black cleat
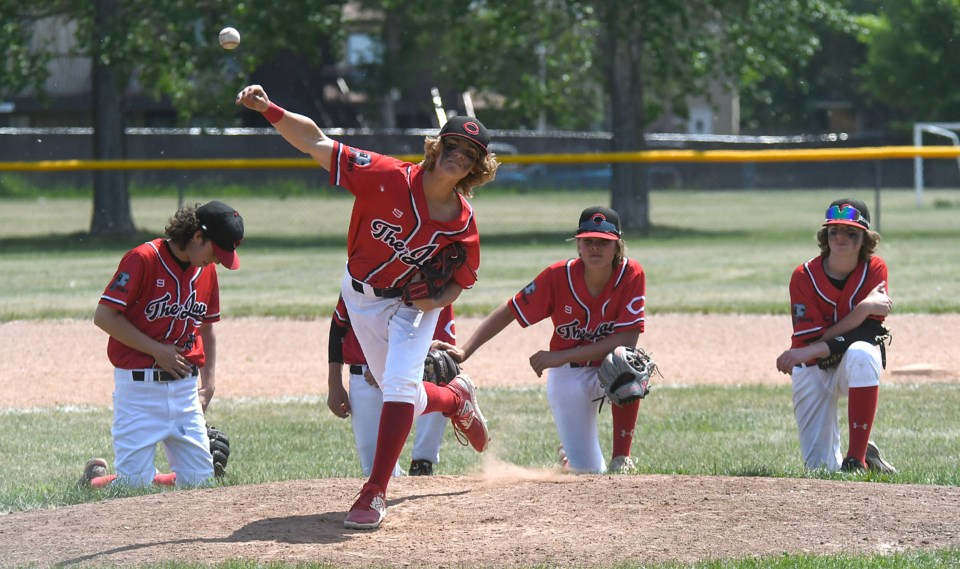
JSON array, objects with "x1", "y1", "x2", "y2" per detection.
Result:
[{"x1": 408, "y1": 459, "x2": 434, "y2": 476}]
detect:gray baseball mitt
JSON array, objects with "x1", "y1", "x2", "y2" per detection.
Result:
[{"x1": 597, "y1": 346, "x2": 658, "y2": 405}]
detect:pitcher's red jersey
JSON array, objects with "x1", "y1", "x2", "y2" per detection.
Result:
[
  {"x1": 99, "y1": 238, "x2": 220, "y2": 369},
  {"x1": 510, "y1": 258, "x2": 646, "y2": 366},
  {"x1": 329, "y1": 141, "x2": 480, "y2": 290}
]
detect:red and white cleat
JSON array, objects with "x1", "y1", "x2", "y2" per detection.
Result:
[
  {"x1": 446, "y1": 374, "x2": 490, "y2": 452},
  {"x1": 344, "y1": 482, "x2": 387, "y2": 530}
]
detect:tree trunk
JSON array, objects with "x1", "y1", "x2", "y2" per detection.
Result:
[
  {"x1": 602, "y1": 4, "x2": 650, "y2": 234},
  {"x1": 89, "y1": 0, "x2": 134, "y2": 237}
]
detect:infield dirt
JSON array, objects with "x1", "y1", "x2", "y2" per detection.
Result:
[{"x1": 2, "y1": 314, "x2": 959, "y2": 567}]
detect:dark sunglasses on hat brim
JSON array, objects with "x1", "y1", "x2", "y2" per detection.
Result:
[
  {"x1": 576, "y1": 219, "x2": 620, "y2": 237},
  {"x1": 824, "y1": 205, "x2": 869, "y2": 228}
]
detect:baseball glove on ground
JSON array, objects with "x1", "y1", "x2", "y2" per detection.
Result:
[
  {"x1": 402, "y1": 242, "x2": 467, "y2": 303},
  {"x1": 207, "y1": 425, "x2": 230, "y2": 478},
  {"x1": 597, "y1": 346, "x2": 659, "y2": 406},
  {"x1": 423, "y1": 349, "x2": 461, "y2": 385}
]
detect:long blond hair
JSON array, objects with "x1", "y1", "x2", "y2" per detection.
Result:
[{"x1": 420, "y1": 137, "x2": 499, "y2": 198}]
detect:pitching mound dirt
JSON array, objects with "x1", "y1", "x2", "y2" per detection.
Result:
[{"x1": 1, "y1": 315, "x2": 959, "y2": 567}]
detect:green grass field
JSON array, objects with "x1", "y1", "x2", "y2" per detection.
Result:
[
  {"x1": 4, "y1": 384, "x2": 960, "y2": 568},
  {"x1": 1, "y1": 187, "x2": 958, "y2": 320},
  {"x1": 1, "y1": 187, "x2": 959, "y2": 568}
]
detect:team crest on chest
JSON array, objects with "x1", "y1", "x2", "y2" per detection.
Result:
[
  {"x1": 370, "y1": 218, "x2": 438, "y2": 266},
  {"x1": 556, "y1": 319, "x2": 616, "y2": 341},
  {"x1": 144, "y1": 291, "x2": 208, "y2": 323}
]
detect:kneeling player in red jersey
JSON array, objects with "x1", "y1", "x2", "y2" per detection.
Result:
[
  {"x1": 776, "y1": 198, "x2": 897, "y2": 474},
  {"x1": 436, "y1": 206, "x2": 648, "y2": 474},
  {"x1": 79, "y1": 201, "x2": 244, "y2": 488}
]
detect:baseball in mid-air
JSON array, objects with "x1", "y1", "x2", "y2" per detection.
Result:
[{"x1": 218, "y1": 27, "x2": 241, "y2": 50}]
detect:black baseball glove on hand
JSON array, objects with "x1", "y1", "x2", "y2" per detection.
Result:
[
  {"x1": 423, "y1": 350, "x2": 461, "y2": 385},
  {"x1": 817, "y1": 320, "x2": 892, "y2": 370},
  {"x1": 597, "y1": 346, "x2": 659, "y2": 406},
  {"x1": 402, "y1": 242, "x2": 467, "y2": 303},
  {"x1": 207, "y1": 425, "x2": 230, "y2": 478}
]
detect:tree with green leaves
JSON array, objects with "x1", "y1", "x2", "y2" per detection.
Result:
[
  {"x1": 857, "y1": 0, "x2": 960, "y2": 124},
  {"x1": 351, "y1": 0, "x2": 855, "y2": 231},
  {"x1": 1, "y1": 0, "x2": 344, "y2": 236}
]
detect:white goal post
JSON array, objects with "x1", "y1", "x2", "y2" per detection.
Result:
[{"x1": 914, "y1": 122, "x2": 960, "y2": 206}]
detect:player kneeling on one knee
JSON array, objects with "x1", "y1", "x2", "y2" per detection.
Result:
[
  {"x1": 776, "y1": 198, "x2": 897, "y2": 475},
  {"x1": 435, "y1": 206, "x2": 655, "y2": 474}
]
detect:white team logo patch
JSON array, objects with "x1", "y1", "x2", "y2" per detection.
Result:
[
  {"x1": 626, "y1": 296, "x2": 645, "y2": 315},
  {"x1": 792, "y1": 303, "x2": 806, "y2": 320}
]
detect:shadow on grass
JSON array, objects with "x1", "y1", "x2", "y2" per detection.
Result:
[{"x1": 0, "y1": 225, "x2": 749, "y2": 254}]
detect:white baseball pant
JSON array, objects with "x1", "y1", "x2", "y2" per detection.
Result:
[
  {"x1": 111, "y1": 369, "x2": 213, "y2": 486},
  {"x1": 547, "y1": 364, "x2": 607, "y2": 473},
  {"x1": 790, "y1": 342, "x2": 882, "y2": 472},
  {"x1": 340, "y1": 271, "x2": 439, "y2": 413}
]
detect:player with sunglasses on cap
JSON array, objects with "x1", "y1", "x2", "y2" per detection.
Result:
[
  {"x1": 776, "y1": 198, "x2": 897, "y2": 474},
  {"x1": 435, "y1": 206, "x2": 647, "y2": 474},
  {"x1": 236, "y1": 84, "x2": 498, "y2": 530}
]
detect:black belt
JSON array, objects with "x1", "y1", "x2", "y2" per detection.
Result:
[
  {"x1": 352, "y1": 279, "x2": 404, "y2": 299},
  {"x1": 349, "y1": 364, "x2": 366, "y2": 375},
  {"x1": 570, "y1": 363, "x2": 598, "y2": 369},
  {"x1": 132, "y1": 365, "x2": 199, "y2": 382}
]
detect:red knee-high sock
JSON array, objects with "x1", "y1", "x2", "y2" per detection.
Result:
[
  {"x1": 90, "y1": 474, "x2": 117, "y2": 488},
  {"x1": 423, "y1": 381, "x2": 458, "y2": 415},
  {"x1": 369, "y1": 401, "x2": 414, "y2": 492},
  {"x1": 153, "y1": 473, "x2": 176, "y2": 486},
  {"x1": 847, "y1": 385, "x2": 879, "y2": 464},
  {"x1": 611, "y1": 399, "x2": 641, "y2": 458}
]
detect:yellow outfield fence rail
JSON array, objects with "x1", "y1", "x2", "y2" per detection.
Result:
[
  {"x1": 2, "y1": 145, "x2": 960, "y2": 172},
  {"x1": 2, "y1": 145, "x2": 959, "y2": 207}
]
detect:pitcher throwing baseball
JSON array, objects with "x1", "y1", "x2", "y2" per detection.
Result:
[{"x1": 237, "y1": 84, "x2": 498, "y2": 529}]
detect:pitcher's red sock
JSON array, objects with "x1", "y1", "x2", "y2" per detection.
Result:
[
  {"x1": 611, "y1": 399, "x2": 641, "y2": 458},
  {"x1": 847, "y1": 385, "x2": 879, "y2": 463},
  {"x1": 423, "y1": 381, "x2": 458, "y2": 415},
  {"x1": 368, "y1": 401, "x2": 414, "y2": 491}
]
